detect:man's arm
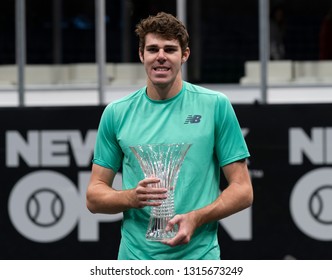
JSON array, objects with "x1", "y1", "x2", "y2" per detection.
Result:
[
  {"x1": 86, "y1": 163, "x2": 168, "y2": 214},
  {"x1": 163, "y1": 159, "x2": 253, "y2": 246},
  {"x1": 194, "y1": 159, "x2": 253, "y2": 226}
]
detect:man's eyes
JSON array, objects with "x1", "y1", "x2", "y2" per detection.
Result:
[
  {"x1": 164, "y1": 48, "x2": 177, "y2": 53},
  {"x1": 146, "y1": 47, "x2": 178, "y2": 53},
  {"x1": 147, "y1": 47, "x2": 158, "y2": 52}
]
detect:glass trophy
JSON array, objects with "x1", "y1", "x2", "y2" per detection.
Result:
[{"x1": 130, "y1": 143, "x2": 191, "y2": 241}]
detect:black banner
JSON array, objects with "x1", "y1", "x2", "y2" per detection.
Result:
[{"x1": 1, "y1": 104, "x2": 332, "y2": 260}]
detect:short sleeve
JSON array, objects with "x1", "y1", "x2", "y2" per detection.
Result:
[
  {"x1": 92, "y1": 103, "x2": 123, "y2": 172},
  {"x1": 214, "y1": 94, "x2": 250, "y2": 167}
]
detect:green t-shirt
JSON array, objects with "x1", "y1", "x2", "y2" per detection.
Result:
[{"x1": 93, "y1": 81, "x2": 250, "y2": 260}]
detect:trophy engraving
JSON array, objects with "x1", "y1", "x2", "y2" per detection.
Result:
[{"x1": 130, "y1": 143, "x2": 191, "y2": 241}]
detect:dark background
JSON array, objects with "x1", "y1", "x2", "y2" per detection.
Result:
[
  {"x1": 1, "y1": 0, "x2": 331, "y2": 83},
  {"x1": 1, "y1": 104, "x2": 331, "y2": 260}
]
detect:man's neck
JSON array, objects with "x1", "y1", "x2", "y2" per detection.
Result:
[{"x1": 146, "y1": 79, "x2": 183, "y2": 100}]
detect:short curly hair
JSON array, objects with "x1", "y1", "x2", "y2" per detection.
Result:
[{"x1": 135, "y1": 12, "x2": 189, "y2": 54}]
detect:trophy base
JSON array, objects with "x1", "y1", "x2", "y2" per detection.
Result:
[
  {"x1": 145, "y1": 230, "x2": 177, "y2": 242},
  {"x1": 145, "y1": 217, "x2": 178, "y2": 242}
]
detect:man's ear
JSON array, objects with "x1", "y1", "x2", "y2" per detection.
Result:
[
  {"x1": 181, "y1": 47, "x2": 190, "y2": 64},
  {"x1": 139, "y1": 50, "x2": 144, "y2": 63}
]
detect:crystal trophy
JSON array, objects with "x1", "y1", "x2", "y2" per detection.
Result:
[{"x1": 130, "y1": 143, "x2": 191, "y2": 241}]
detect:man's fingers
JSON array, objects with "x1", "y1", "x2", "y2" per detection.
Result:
[
  {"x1": 162, "y1": 233, "x2": 187, "y2": 247},
  {"x1": 140, "y1": 177, "x2": 160, "y2": 185},
  {"x1": 165, "y1": 215, "x2": 180, "y2": 231},
  {"x1": 137, "y1": 192, "x2": 167, "y2": 201}
]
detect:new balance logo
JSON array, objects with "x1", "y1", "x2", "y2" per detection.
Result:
[{"x1": 184, "y1": 115, "x2": 202, "y2": 124}]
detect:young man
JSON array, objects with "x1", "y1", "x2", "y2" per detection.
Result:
[{"x1": 86, "y1": 12, "x2": 253, "y2": 260}]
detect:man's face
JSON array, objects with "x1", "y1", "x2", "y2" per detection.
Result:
[{"x1": 139, "y1": 33, "x2": 189, "y2": 87}]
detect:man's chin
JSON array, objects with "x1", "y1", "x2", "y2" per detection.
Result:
[{"x1": 149, "y1": 78, "x2": 171, "y2": 87}]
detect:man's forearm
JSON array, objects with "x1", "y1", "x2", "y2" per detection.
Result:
[
  {"x1": 192, "y1": 182, "x2": 253, "y2": 228},
  {"x1": 86, "y1": 184, "x2": 133, "y2": 214}
]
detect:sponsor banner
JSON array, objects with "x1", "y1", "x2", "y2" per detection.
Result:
[{"x1": 0, "y1": 104, "x2": 331, "y2": 260}]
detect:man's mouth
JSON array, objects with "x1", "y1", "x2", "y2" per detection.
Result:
[{"x1": 153, "y1": 67, "x2": 170, "y2": 72}]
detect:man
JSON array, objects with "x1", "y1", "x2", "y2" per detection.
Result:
[{"x1": 86, "y1": 12, "x2": 253, "y2": 260}]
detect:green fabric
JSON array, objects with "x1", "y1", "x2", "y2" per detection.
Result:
[{"x1": 93, "y1": 81, "x2": 250, "y2": 260}]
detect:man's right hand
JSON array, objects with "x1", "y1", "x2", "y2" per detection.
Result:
[{"x1": 130, "y1": 177, "x2": 168, "y2": 208}]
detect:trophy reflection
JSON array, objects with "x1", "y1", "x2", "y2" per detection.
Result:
[{"x1": 130, "y1": 143, "x2": 191, "y2": 241}]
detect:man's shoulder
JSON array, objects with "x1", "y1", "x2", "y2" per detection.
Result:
[
  {"x1": 105, "y1": 87, "x2": 146, "y2": 110},
  {"x1": 113, "y1": 87, "x2": 146, "y2": 104},
  {"x1": 185, "y1": 82, "x2": 229, "y2": 101}
]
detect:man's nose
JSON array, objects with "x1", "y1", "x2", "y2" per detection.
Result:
[{"x1": 157, "y1": 49, "x2": 166, "y2": 61}]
